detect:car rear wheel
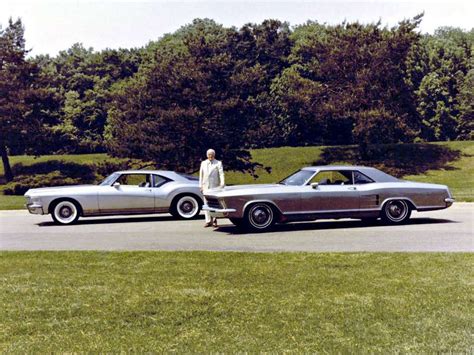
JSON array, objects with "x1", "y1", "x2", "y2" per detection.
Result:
[
  {"x1": 51, "y1": 200, "x2": 80, "y2": 225},
  {"x1": 244, "y1": 203, "x2": 275, "y2": 232},
  {"x1": 381, "y1": 200, "x2": 411, "y2": 224},
  {"x1": 171, "y1": 195, "x2": 201, "y2": 219}
]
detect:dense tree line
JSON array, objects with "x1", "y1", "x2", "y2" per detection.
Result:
[{"x1": 1, "y1": 16, "x2": 472, "y2": 178}]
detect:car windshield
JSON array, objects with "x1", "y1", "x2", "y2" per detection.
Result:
[
  {"x1": 99, "y1": 172, "x2": 119, "y2": 186},
  {"x1": 279, "y1": 170, "x2": 315, "y2": 186}
]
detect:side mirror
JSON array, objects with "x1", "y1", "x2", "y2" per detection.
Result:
[
  {"x1": 112, "y1": 182, "x2": 121, "y2": 188},
  {"x1": 311, "y1": 182, "x2": 319, "y2": 189}
]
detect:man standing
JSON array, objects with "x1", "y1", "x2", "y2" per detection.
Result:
[{"x1": 199, "y1": 149, "x2": 225, "y2": 227}]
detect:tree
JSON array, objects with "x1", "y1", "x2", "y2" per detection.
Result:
[
  {"x1": 272, "y1": 16, "x2": 422, "y2": 147},
  {"x1": 106, "y1": 19, "x2": 291, "y2": 172},
  {"x1": 353, "y1": 108, "x2": 413, "y2": 159},
  {"x1": 456, "y1": 68, "x2": 474, "y2": 140},
  {"x1": 0, "y1": 18, "x2": 45, "y2": 181},
  {"x1": 406, "y1": 27, "x2": 473, "y2": 140}
]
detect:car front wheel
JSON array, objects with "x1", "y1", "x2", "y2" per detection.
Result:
[
  {"x1": 381, "y1": 200, "x2": 411, "y2": 224},
  {"x1": 244, "y1": 203, "x2": 275, "y2": 232},
  {"x1": 51, "y1": 200, "x2": 80, "y2": 225}
]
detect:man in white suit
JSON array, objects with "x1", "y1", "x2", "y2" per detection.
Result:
[{"x1": 199, "y1": 149, "x2": 225, "y2": 227}]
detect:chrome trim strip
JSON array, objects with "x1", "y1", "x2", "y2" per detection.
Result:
[
  {"x1": 283, "y1": 208, "x2": 381, "y2": 215},
  {"x1": 417, "y1": 205, "x2": 447, "y2": 210},
  {"x1": 202, "y1": 205, "x2": 236, "y2": 213}
]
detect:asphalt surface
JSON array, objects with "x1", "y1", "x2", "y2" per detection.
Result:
[{"x1": 0, "y1": 203, "x2": 472, "y2": 252}]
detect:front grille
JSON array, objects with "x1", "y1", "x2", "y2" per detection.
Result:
[{"x1": 206, "y1": 197, "x2": 221, "y2": 209}]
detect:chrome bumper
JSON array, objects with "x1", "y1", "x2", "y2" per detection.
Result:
[
  {"x1": 202, "y1": 204, "x2": 237, "y2": 218},
  {"x1": 26, "y1": 203, "x2": 44, "y2": 215},
  {"x1": 444, "y1": 197, "x2": 455, "y2": 207}
]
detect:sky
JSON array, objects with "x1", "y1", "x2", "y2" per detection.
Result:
[{"x1": 1, "y1": 0, "x2": 473, "y2": 57}]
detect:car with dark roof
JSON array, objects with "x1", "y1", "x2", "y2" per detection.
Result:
[{"x1": 202, "y1": 166, "x2": 454, "y2": 231}]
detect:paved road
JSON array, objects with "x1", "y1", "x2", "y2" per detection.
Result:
[{"x1": 1, "y1": 203, "x2": 472, "y2": 252}]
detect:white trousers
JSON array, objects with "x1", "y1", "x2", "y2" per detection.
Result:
[
  {"x1": 202, "y1": 189, "x2": 218, "y2": 223},
  {"x1": 203, "y1": 196, "x2": 213, "y2": 223}
]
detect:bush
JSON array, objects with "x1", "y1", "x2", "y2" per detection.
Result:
[
  {"x1": 93, "y1": 159, "x2": 145, "y2": 180},
  {"x1": 12, "y1": 160, "x2": 96, "y2": 181},
  {"x1": 3, "y1": 171, "x2": 85, "y2": 195}
]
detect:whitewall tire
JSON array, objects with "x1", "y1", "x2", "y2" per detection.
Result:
[
  {"x1": 173, "y1": 195, "x2": 201, "y2": 219},
  {"x1": 52, "y1": 200, "x2": 80, "y2": 225}
]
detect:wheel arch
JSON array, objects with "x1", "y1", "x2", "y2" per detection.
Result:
[
  {"x1": 243, "y1": 200, "x2": 283, "y2": 220},
  {"x1": 171, "y1": 192, "x2": 204, "y2": 208},
  {"x1": 380, "y1": 197, "x2": 417, "y2": 211}
]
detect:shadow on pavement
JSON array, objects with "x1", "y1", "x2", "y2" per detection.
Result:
[
  {"x1": 38, "y1": 214, "x2": 204, "y2": 226},
  {"x1": 213, "y1": 217, "x2": 458, "y2": 235}
]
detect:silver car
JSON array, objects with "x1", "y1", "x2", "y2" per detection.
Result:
[
  {"x1": 203, "y1": 166, "x2": 455, "y2": 231},
  {"x1": 25, "y1": 170, "x2": 203, "y2": 224}
]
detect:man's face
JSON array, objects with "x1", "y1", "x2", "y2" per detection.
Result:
[{"x1": 207, "y1": 152, "x2": 215, "y2": 161}]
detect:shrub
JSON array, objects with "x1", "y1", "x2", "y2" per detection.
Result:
[{"x1": 3, "y1": 171, "x2": 85, "y2": 195}]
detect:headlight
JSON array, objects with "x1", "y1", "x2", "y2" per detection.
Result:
[{"x1": 28, "y1": 196, "x2": 41, "y2": 204}]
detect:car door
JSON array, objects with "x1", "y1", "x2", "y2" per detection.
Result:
[
  {"x1": 151, "y1": 174, "x2": 172, "y2": 211},
  {"x1": 98, "y1": 173, "x2": 155, "y2": 214},
  {"x1": 300, "y1": 170, "x2": 360, "y2": 213}
]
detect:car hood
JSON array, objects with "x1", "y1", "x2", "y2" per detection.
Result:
[
  {"x1": 24, "y1": 185, "x2": 98, "y2": 197},
  {"x1": 206, "y1": 184, "x2": 296, "y2": 197}
]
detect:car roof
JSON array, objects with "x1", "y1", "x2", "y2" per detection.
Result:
[
  {"x1": 301, "y1": 166, "x2": 399, "y2": 182},
  {"x1": 114, "y1": 170, "x2": 190, "y2": 181}
]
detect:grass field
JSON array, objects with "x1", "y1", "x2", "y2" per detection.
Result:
[
  {"x1": 1, "y1": 252, "x2": 472, "y2": 352},
  {"x1": 1, "y1": 141, "x2": 473, "y2": 209}
]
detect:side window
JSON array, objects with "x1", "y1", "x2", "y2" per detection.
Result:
[
  {"x1": 353, "y1": 171, "x2": 375, "y2": 185},
  {"x1": 116, "y1": 174, "x2": 151, "y2": 187},
  {"x1": 153, "y1": 174, "x2": 170, "y2": 188},
  {"x1": 309, "y1": 171, "x2": 353, "y2": 185}
]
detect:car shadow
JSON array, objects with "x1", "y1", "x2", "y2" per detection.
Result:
[
  {"x1": 37, "y1": 214, "x2": 204, "y2": 226},
  {"x1": 212, "y1": 217, "x2": 458, "y2": 235}
]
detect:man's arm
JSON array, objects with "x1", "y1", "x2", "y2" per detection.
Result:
[
  {"x1": 199, "y1": 162, "x2": 204, "y2": 191},
  {"x1": 218, "y1": 161, "x2": 225, "y2": 188}
]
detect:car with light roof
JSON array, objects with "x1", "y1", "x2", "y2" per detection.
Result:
[{"x1": 25, "y1": 170, "x2": 203, "y2": 224}]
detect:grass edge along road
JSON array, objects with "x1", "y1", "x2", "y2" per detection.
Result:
[
  {"x1": 1, "y1": 251, "x2": 473, "y2": 352},
  {"x1": 1, "y1": 140, "x2": 473, "y2": 209}
]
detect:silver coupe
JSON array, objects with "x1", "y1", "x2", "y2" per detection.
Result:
[
  {"x1": 203, "y1": 166, "x2": 454, "y2": 231},
  {"x1": 25, "y1": 170, "x2": 203, "y2": 224}
]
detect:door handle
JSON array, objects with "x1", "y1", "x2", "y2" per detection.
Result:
[{"x1": 347, "y1": 187, "x2": 357, "y2": 190}]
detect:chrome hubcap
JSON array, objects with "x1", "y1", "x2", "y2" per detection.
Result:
[
  {"x1": 177, "y1": 197, "x2": 198, "y2": 218},
  {"x1": 386, "y1": 200, "x2": 408, "y2": 222},
  {"x1": 180, "y1": 201, "x2": 193, "y2": 213},
  {"x1": 60, "y1": 206, "x2": 72, "y2": 218},
  {"x1": 249, "y1": 204, "x2": 273, "y2": 229}
]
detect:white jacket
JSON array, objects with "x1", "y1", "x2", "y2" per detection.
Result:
[{"x1": 199, "y1": 159, "x2": 225, "y2": 191}]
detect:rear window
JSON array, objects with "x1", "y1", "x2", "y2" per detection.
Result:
[{"x1": 177, "y1": 173, "x2": 199, "y2": 181}]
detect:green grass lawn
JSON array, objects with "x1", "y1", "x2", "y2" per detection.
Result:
[
  {"x1": 1, "y1": 141, "x2": 473, "y2": 209},
  {"x1": 404, "y1": 141, "x2": 474, "y2": 202},
  {"x1": 1, "y1": 252, "x2": 472, "y2": 352}
]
